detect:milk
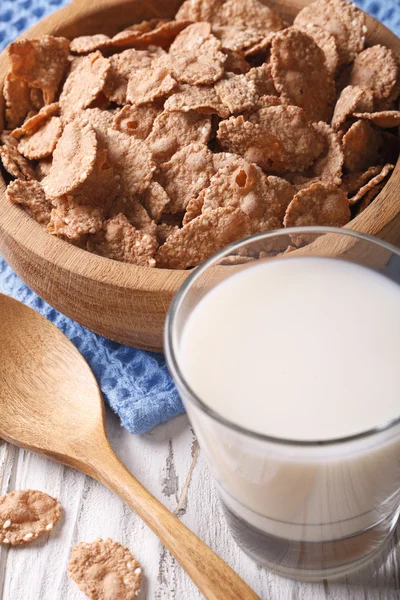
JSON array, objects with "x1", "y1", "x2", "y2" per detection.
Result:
[
  {"x1": 180, "y1": 257, "x2": 400, "y2": 441},
  {"x1": 177, "y1": 257, "x2": 400, "y2": 554}
]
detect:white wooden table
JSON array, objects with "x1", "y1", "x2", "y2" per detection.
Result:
[{"x1": 0, "y1": 409, "x2": 399, "y2": 600}]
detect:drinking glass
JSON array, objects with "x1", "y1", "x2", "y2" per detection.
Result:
[{"x1": 164, "y1": 227, "x2": 400, "y2": 582}]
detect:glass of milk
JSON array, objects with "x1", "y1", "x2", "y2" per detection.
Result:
[{"x1": 165, "y1": 227, "x2": 400, "y2": 582}]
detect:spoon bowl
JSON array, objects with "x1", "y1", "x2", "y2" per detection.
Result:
[
  {"x1": 0, "y1": 293, "x2": 105, "y2": 465},
  {"x1": 0, "y1": 292, "x2": 259, "y2": 600}
]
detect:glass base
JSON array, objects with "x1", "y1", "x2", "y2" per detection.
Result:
[{"x1": 222, "y1": 502, "x2": 400, "y2": 582}]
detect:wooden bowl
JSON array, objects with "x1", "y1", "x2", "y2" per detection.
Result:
[{"x1": 0, "y1": 0, "x2": 399, "y2": 351}]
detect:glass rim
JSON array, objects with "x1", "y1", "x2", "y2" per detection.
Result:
[{"x1": 165, "y1": 226, "x2": 400, "y2": 447}]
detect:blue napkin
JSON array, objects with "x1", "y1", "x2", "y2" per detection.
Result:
[
  {"x1": 0, "y1": 0, "x2": 398, "y2": 434},
  {"x1": 0, "y1": 260, "x2": 184, "y2": 434}
]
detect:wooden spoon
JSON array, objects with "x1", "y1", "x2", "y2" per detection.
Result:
[{"x1": 0, "y1": 292, "x2": 259, "y2": 600}]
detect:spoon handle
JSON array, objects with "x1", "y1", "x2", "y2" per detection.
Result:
[{"x1": 89, "y1": 445, "x2": 260, "y2": 600}]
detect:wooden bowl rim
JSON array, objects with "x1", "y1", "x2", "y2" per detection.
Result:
[{"x1": 0, "y1": 0, "x2": 399, "y2": 294}]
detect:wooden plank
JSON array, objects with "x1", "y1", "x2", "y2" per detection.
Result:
[{"x1": 0, "y1": 412, "x2": 399, "y2": 599}]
